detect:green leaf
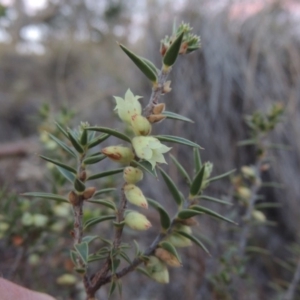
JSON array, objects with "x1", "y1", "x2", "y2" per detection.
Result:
[
  {"x1": 80, "y1": 129, "x2": 88, "y2": 146},
  {"x1": 108, "y1": 279, "x2": 117, "y2": 298},
  {"x1": 119, "y1": 44, "x2": 158, "y2": 83},
  {"x1": 237, "y1": 139, "x2": 257, "y2": 147},
  {"x1": 83, "y1": 154, "x2": 106, "y2": 165},
  {"x1": 116, "y1": 279, "x2": 122, "y2": 298},
  {"x1": 141, "y1": 57, "x2": 159, "y2": 75},
  {"x1": 22, "y1": 192, "x2": 69, "y2": 203},
  {"x1": 147, "y1": 198, "x2": 171, "y2": 230},
  {"x1": 207, "y1": 169, "x2": 236, "y2": 183},
  {"x1": 87, "y1": 126, "x2": 131, "y2": 143},
  {"x1": 260, "y1": 182, "x2": 285, "y2": 189},
  {"x1": 169, "y1": 154, "x2": 191, "y2": 184},
  {"x1": 70, "y1": 250, "x2": 77, "y2": 265},
  {"x1": 254, "y1": 203, "x2": 282, "y2": 209},
  {"x1": 190, "y1": 205, "x2": 237, "y2": 225},
  {"x1": 162, "y1": 111, "x2": 194, "y2": 123},
  {"x1": 94, "y1": 188, "x2": 116, "y2": 197},
  {"x1": 131, "y1": 160, "x2": 157, "y2": 177},
  {"x1": 156, "y1": 135, "x2": 203, "y2": 148},
  {"x1": 55, "y1": 122, "x2": 68, "y2": 138},
  {"x1": 87, "y1": 168, "x2": 124, "y2": 181},
  {"x1": 136, "y1": 267, "x2": 151, "y2": 278},
  {"x1": 81, "y1": 235, "x2": 99, "y2": 244},
  {"x1": 87, "y1": 199, "x2": 116, "y2": 211},
  {"x1": 56, "y1": 166, "x2": 76, "y2": 183},
  {"x1": 88, "y1": 254, "x2": 108, "y2": 262},
  {"x1": 163, "y1": 31, "x2": 184, "y2": 67},
  {"x1": 84, "y1": 215, "x2": 115, "y2": 230},
  {"x1": 67, "y1": 130, "x2": 84, "y2": 153},
  {"x1": 200, "y1": 195, "x2": 232, "y2": 206},
  {"x1": 245, "y1": 246, "x2": 270, "y2": 256},
  {"x1": 48, "y1": 133, "x2": 77, "y2": 158},
  {"x1": 74, "y1": 242, "x2": 89, "y2": 265},
  {"x1": 175, "y1": 230, "x2": 210, "y2": 255},
  {"x1": 119, "y1": 251, "x2": 131, "y2": 264},
  {"x1": 74, "y1": 178, "x2": 85, "y2": 193},
  {"x1": 193, "y1": 148, "x2": 202, "y2": 173},
  {"x1": 111, "y1": 257, "x2": 121, "y2": 274},
  {"x1": 40, "y1": 155, "x2": 77, "y2": 174},
  {"x1": 133, "y1": 240, "x2": 141, "y2": 257},
  {"x1": 177, "y1": 209, "x2": 202, "y2": 219},
  {"x1": 159, "y1": 241, "x2": 182, "y2": 264},
  {"x1": 189, "y1": 165, "x2": 205, "y2": 197},
  {"x1": 87, "y1": 133, "x2": 110, "y2": 149},
  {"x1": 159, "y1": 168, "x2": 182, "y2": 206}
]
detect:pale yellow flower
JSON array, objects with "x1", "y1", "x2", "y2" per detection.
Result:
[
  {"x1": 132, "y1": 136, "x2": 171, "y2": 169},
  {"x1": 114, "y1": 89, "x2": 142, "y2": 124}
]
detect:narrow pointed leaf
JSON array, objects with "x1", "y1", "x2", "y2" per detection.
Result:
[
  {"x1": 190, "y1": 205, "x2": 237, "y2": 225},
  {"x1": 119, "y1": 251, "x2": 131, "y2": 264},
  {"x1": 55, "y1": 122, "x2": 68, "y2": 138},
  {"x1": 22, "y1": 192, "x2": 69, "y2": 203},
  {"x1": 82, "y1": 235, "x2": 99, "y2": 244},
  {"x1": 87, "y1": 168, "x2": 124, "y2": 181},
  {"x1": 159, "y1": 241, "x2": 181, "y2": 263},
  {"x1": 117, "y1": 279, "x2": 122, "y2": 298},
  {"x1": 163, "y1": 31, "x2": 184, "y2": 67},
  {"x1": 88, "y1": 254, "x2": 107, "y2": 262},
  {"x1": 156, "y1": 135, "x2": 203, "y2": 148},
  {"x1": 189, "y1": 165, "x2": 205, "y2": 197},
  {"x1": 162, "y1": 111, "x2": 194, "y2": 123},
  {"x1": 141, "y1": 57, "x2": 159, "y2": 74},
  {"x1": 74, "y1": 242, "x2": 89, "y2": 265},
  {"x1": 74, "y1": 178, "x2": 85, "y2": 192},
  {"x1": 260, "y1": 182, "x2": 285, "y2": 189},
  {"x1": 147, "y1": 198, "x2": 171, "y2": 230},
  {"x1": 131, "y1": 160, "x2": 157, "y2": 177},
  {"x1": 207, "y1": 169, "x2": 236, "y2": 183},
  {"x1": 254, "y1": 203, "x2": 282, "y2": 209},
  {"x1": 177, "y1": 209, "x2": 202, "y2": 219},
  {"x1": 83, "y1": 154, "x2": 106, "y2": 165},
  {"x1": 170, "y1": 154, "x2": 191, "y2": 184},
  {"x1": 56, "y1": 166, "x2": 76, "y2": 183},
  {"x1": 87, "y1": 199, "x2": 116, "y2": 211},
  {"x1": 175, "y1": 230, "x2": 210, "y2": 255},
  {"x1": 84, "y1": 215, "x2": 115, "y2": 230},
  {"x1": 159, "y1": 168, "x2": 182, "y2": 206},
  {"x1": 193, "y1": 147, "x2": 202, "y2": 173},
  {"x1": 87, "y1": 133, "x2": 110, "y2": 149},
  {"x1": 80, "y1": 129, "x2": 88, "y2": 145},
  {"x1": 245, "y1": 246, "x2": 270, "y2": 255},
  {"x1": 67, "y1": 130, "x2": 84, "y2": 153},
  {"x1": 119, "y1": 44, "x2": 158, "y2": 83},
  {"x1": 133, "y1": 240, "x2": 141, "y2": 257},
  {"x1": 87, "y1": 126, "x2": 131, "y2": 143},
  {"x1": 200, "y1": 195, "x2": 232, "y2": 206},
  {"x1": 40, "y1": 155, "x2": 77, "y2": 173},
  {"x1": 237, "y1": 139, "x2": 257, "y2": 146},
  {"x1": 94, "y1": 188, "x2": 116, "y2": 197},
  {"x1": 48, "y1": 133, "x2": 77, "y2": 158},
  {"x1": 70, "y1": 250, "x2": 77, "y2": 265},
  {"x1": 108, "y1": 280, "x2": 117, "y2": 298},
  {"x1": 136, "y1": 267, "x2": 151, "y2": 278}
]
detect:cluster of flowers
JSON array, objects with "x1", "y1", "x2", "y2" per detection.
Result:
[{"x1": 100, "y1": 89, "x2": 171, "y2": 232}]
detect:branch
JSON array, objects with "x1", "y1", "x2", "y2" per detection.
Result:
[{"x1": 283, "y1": 258, "x2": 300, "y2": 300}]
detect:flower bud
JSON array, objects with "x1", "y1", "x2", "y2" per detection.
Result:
[
  {"x1": 145, "y1": 256, "x2": 169, "y2": 284},
  {"x1": 101, "y1": 146, "x2": 134, "y2": 164},
  {"x1": 241, "y1": 166, "x2": 256, "y2": 179},
  {"x1": 153, "y1": 103, "x2": 166, "y2": 115},
  {"x1": 83, "y1": 187, "x2": 96, "y2": 200},
  {"x1": 155, "y1": 248, "x2": 181, "y2": 267},
  {"x1": 124, "y1": 211, "x2": 151, "y2": 230},
  {"x1": 123, "y1": 166, "x2": 143, "y2": 184},
  {"x1": 162, "y1": 81, "x2": 172, "y2": 94},
  {"x1": 166, "y1": 225, "x2": 192, "y2": 248},
  {"x1": 131, "y1": 114, "x2": 152, "y2": 136},
  {"x1": 177, "y1": 217, "x2": 198, "y2": 226},
  {"x1": 124, "y1": 184, "x2": 148, "y2": 208},
  {"x1": 252, "y1": 210, "x2": 266, "y2": 222},
  {"x1": 147, "y1": 114, "x2": 166, "y2": 124},
  {"x1": 237, "y1": 186, "x2": 251, "y2": 201},
  {"x1": 68, "y1": 191, "x2": 79, "y2": 205}
]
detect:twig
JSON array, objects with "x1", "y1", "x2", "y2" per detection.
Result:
[{"x1": 143, "y1": 68, "x2": 171, "y2": 117}]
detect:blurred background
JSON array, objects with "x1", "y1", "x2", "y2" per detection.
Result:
[{"x1": 0, "y1": 0, "x2": 300, "y2": 299}]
